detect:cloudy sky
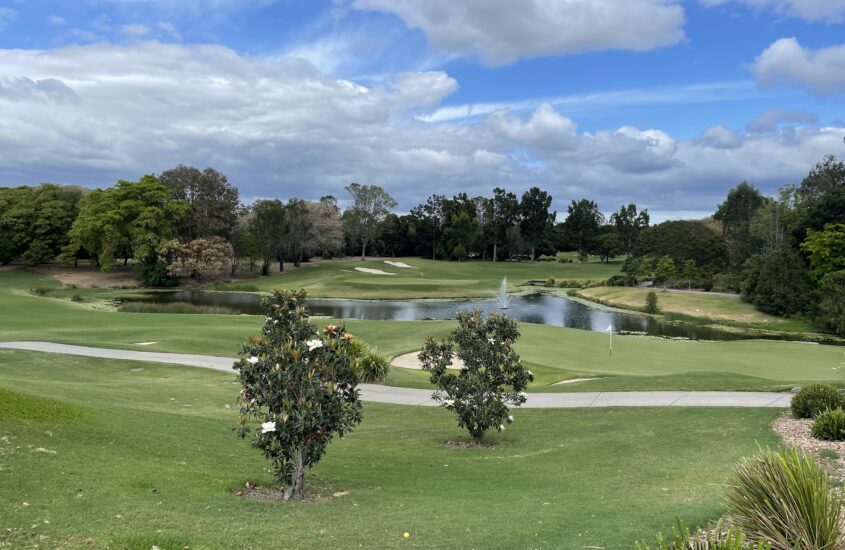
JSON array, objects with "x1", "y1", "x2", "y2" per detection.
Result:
[{"x1": 1, "y1": 0, "x2": 844, "y2": 220}]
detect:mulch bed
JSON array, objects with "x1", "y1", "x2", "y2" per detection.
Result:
[
  {"x1": 444, "y1": 440, "x2": 495, "y2": 449},
  {"x1": 772, "y1": 412, "x2": 845, "y2": 494},
  {"x1": 236, "y1": 482, "x2": 350, "y2": 502}
]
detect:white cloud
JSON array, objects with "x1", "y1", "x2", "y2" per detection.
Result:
[
  {"x1": 696, "y1": 124, "x2": 745, "y2": 149},
  {"x1": 0, "y1": 41, "x2": 841, "y2": 220},
  {"x1": 49, "y1": 15, "x2": 67, "y2": 26},
  {"x1": 746, "y1": 107, "x2": 817, "y2": 133},
  {"x1": 156, "y1": 22, "x2": 182, "y2": 41},
  {"x1": 119, "y1": 23, "x2": 151, "y2": 37},
  {"x1": 352, "y1": 0, "x2": 686, "y2": 65},
  {"x1": 752, "y1": 38, "x2": 845, "y2": 95},
  {"x1": 700, "y1": 0, "x2": 845, "y2": 22}
]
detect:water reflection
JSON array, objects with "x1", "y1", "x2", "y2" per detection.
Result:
[{"x1": 123, "y1": 290, "x2": 822, "y2": 343}]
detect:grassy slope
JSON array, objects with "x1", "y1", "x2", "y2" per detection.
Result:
[
  {"x1": 0, "y1": 350, "x2": 780, "y2": 549},
  {"x1": 2, "y1": 269, "x2": 845, "y2": 392},
  {"x1": 222, "y1": 257, "x2": 621, "y2": 299},
  {"x1": 578, "y1": 286, "x2": 813, "y2": 332}
]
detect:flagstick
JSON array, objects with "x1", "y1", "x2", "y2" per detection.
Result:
[{"x1": 609, "y1": 327, "x2": 612, "y2": 357}]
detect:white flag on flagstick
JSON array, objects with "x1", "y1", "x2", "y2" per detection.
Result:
[{"x1": 605, "y1": 325, "x2": 613, "y2": 332}]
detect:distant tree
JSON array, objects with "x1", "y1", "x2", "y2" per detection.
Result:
[
  {"x1": 159, "y1": 165, "x2": 239, "y2": 240},
  {"x1": 591, "y1": 226, "x2": 624, "y2": 263},
  {"x1": 818, "y1": 271, "x2": 845, "y2": 336},
  {"x1": 714, "y1": 182, "x2": 765, "y2": 267},
  {"x1": 645, "y1": 291, "x2": 659, "y2": 314},
  {"x1": 284, "y1": 199, "x2": 311, "y2": 267},
  {"x1": 681, "y1": 259, "x2": 698, "y2": 290},
  {"x1": 638, "y1": 220, "x2": 727, "y2": 275},
  {"x1": 418, "y1": 310, "x2": 533, "y2": 444},
  {"x1": 653, "y1": 256, "x2": 676, "y2": 288},
  {"x1": 304, "y1": 199, "x2": 344, "y2": 259},
  {"x1": 505, "y1": 224, "x2": 527, "y2": 259},
  {"x1": 740, "y1": 245, "x2": 813, "y2": 316},
  {"x1": 564, "y1": 199, "x2": 604, "y2": 261},
  {"x1": 345, "y1": 183, "x2": 397, "y2": 260},
  {"x1": 801, "y1": 224, "x2": 845, "y2": 280},
  {"x1": 610, "y1": 204, "x2": 649, "y2": 257},
  {"x1": 489, "y1": 188, "x2": 519, "y2": 262},
  {"x1": 235, "y1": 290, "x2": 363, "y2": 501},
  {"x1": 411, "y1": 194, "x2": 446, "y2": 260},
  {"x1": 249, "y1": 199, "x2": 286, "y2": 275},
  {"x1": 167, "y1": 236, "x2": 233, "y2": 281},
  {"x1": 230, "y1": 212, "x2": 260, "y2": 275},
  {"x1": 519, "y1": 187, "x2": 555, "y2": 262},
  {"x1": 0, "y1": 184, "x2": 85, "y2": 265},
  {"x1": 64, "y1": 176, "x2": 187, "y2": 274}
]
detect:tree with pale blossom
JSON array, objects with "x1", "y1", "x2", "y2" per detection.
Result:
[
  {"x1": 166, "y1": 236, "x2": 233, "y2": 281},
  {"x1": 234, "y1": 289, "x2": 362, "y2": 500},
  {"x1": 419, "y1": 310, "x2": 533, "y2": 444}
]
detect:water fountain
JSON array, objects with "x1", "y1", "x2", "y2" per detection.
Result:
[{"x1": 496, "y1": 277, "x2": 512, "y2": 309}]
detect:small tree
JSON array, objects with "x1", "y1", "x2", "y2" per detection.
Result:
[
  {"x1": 654, "y1": 255, "x2": 676, "y2": 289},
  {"x1": 645, "y1": 291, "x2": 659, "y2": 314},
  {"x1": 234, "y1": 290, "x2": 363, "y2": 501},
  {"x1": 419, "y1": 310, "x2": 533, "y2": 444},
  {"x1": 681, "y1": 259, "x2": 697, "y2": 291},
  {"x1": 168, "y1": 236, "x2": 233, "y2": 281}
]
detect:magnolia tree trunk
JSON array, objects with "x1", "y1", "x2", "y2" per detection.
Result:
[{"x1": 283, "y1": 448, "x2": 307, "y2": 501}]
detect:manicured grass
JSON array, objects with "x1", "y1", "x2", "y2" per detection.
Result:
[
  {"x1": 577, "y1": 286, "x2": 813, "y2": 331},
  {"x1": 220, "y1": 257, "x2": 620, "y2": 299},
  {"x1": 0, "y1": 350, "x2": 780, "y2": 549},
  {"x1": 2, "y1": 269, "x2": 845, "y2": 392}
]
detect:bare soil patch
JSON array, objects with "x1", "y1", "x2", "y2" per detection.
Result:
[
  {"x1": 29, "y1": 265, "x2": 140, "y2": 289},
  {"x1": 445, "y1": 440, "x2": 495, "y2": 449},
  {"x1": 236, "y1": 482, "x2": 350, "y2": 502}
]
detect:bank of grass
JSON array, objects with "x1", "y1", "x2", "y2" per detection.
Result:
[
  {"x1": 0, "y1": 350, "x2": 780, "y2": 549},
  {"x1": 217, "y1": 257, "x2": 621, "y2": 299},
  {"x1": 3, "y1": 269, "x2": 845, "y2": 392},
  {"x1": 577, "y1": 286, "x2": 813, "y2": 332}
]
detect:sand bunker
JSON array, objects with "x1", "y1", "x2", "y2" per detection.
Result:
[
  {"x1": 355, "y1": 267, "x2": 396, "y2": 276},
  {"x1": 553, "y1": 377, "x2": 605, "y2": 385},
  {"x1": 391, "y1": 351, "x2": 464, "y2": 370},
  {"x1": 384, "y1": 261, "x2": 413, "y2": 268}
]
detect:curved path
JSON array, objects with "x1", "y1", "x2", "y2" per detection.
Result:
[{"x1": 0, "y1": 341, "x2": 792, "y2": 409}]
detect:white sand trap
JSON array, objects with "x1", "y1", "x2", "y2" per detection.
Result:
[
  {"x1": 392, "y1": 351, "x2": 464, "y2": 370},
  {"x1": 554, "y1": 377, "x2": 605, "y2": 385},
  {"x1": 384, "y1": 261, "x2": 413, "y2": 268},
  {"x1": 134, "y1": 342, "x2": 159, "y2": 346},
  {"x1": 355, "y1": 267, "x2": 396, "y2": 276}
]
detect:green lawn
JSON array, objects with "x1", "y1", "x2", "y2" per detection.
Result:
[
  {"x1": 219, "y1": 257, "x2": 620, "y2": 299},
  {"x1": 2, "y1": 269, "x2": 845, "y2": 392},
  {"x1": 577, "y1": 286, "x2": 814, "y2": 332},
  {"x1": 0, "y1": 350, "x2": 781, "y2": 549}
]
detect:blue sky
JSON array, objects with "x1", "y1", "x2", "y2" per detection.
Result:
[{"x1": 0, "y1": 0, "x2": 844, "y2": 220}]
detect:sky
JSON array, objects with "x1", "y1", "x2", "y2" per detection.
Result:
[{"x1": 0, "y1": 0, "x2": 844, "y2": 221}]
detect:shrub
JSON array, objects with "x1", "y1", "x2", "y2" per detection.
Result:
[
  {"x1": 538, "y1": 254, "x2": 556, "y2": 262},
  {"x1": 726, "y1": 448, "x2": 843, "y2": 549},
  {"x1": 31, "y1": 287, "x2": 54, "y2": 296},
  {"x1": 135, "y1": 261, "x2": 178, "y2": 287},
  {"x1": 347, "y1": 340, "x2": 390, "y2": 383},
  {"x1": 812, "y1": 408, "x2": 845, "y2": 441},
  {"x1": 235, "y1": 289, "x2": 363, "y2": 501},
  {"x1": 636, "y1": 520, "x2": 769, "y2": 550},
  {"x1": 791, "y1": 384, "x2": 845, "y2": 419},
  {"x1": 70, "y1": 294, "x2": 83, "y2": 302},
  {"x1": 544, "y1": 277, "x2": 555, "y2": 288},
  {"x1": 419, "y1": 310, "x2": 533, "y2": 444},
  {"x1": 645, "y1": 291, "x2": 659, "y2": 314}
]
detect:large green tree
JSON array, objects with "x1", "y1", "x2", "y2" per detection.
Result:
[
  {"x1": 801, "y1": 224, "x2": 845, "y2": 280},
  {"x1": 64, "y1": 176, "x2": 187, "y2": 273},
  {"x1": 714, "y1": 182, "x2": 765, "y2": 267},
  {"x1": 564, "y1": 199, "x2": 604, "y2": 261},
  {"x1": 411, "y1": 194, "x2": 446, "y2": 260},
  {"x1": 740, "y1": 245, "x2": 812, "y2": 317},
  {"x1": 639, "y1": 220, "x2": 727, "y2": 275},
  {"x1": 249, "y1": 199, "x2": 286, "y2": 275},
  {"x1": 610, "y1": 203, "x2": 649, "y2": 257},
  {"x1": 519, "y1": 187, "x2": 555, "y2": 262},
  {"x1": 489, "y1": 187, "x2": 519, "y2": 262},
  {"x1": 158, "y1": 165, "x2": 240, "y2": 240},
  {"x1": 345, "y1": 183, "x2": 397, "y2": 260}
]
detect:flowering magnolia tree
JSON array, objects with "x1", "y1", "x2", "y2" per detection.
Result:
[
  {"x1": 419, "y1": 310, "x2": 533, "y2": 444},
  {"x1": 234, "y1": 289, "x2": 362, "y2": 501}
]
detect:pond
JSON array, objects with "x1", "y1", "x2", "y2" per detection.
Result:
[{"x1": 120, "y1": 289, "x2": 828, "y2": 343}]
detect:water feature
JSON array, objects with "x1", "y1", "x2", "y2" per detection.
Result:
[
  {"x1": 496, "y1": 277, "x2": 512, "y2": 309},
  {"x1": 119, "y1": 289, "x2": 834, "y2": 344}
]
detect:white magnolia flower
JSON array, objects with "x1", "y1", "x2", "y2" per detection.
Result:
[
  {"x1": 261, "y1": 421, "x2": 276, "y2": 433},
  {"x1": 273, "y1": 320, "x2": 279, "y2": 324},
  {"x1": 266, "y1": 317, "x2": 272, "y2": 322},
  {"x1": 508, "y1": 415, "x2": 514, "y2": 422},
  {"x1": 518, "y1": 391, "x2": 527, "y2": 398},
  {"x1": 443, "y1": 399, "x2": 455, "y2": 406},
  {"x1": 527, "y1": 370, "x2": 534, "y2": 377},
  {"x1": 488, "y1": 338, "x2": 495, "y2": 344},
  {"x1": 306, "y1": 339, "x2": 323, "y2": 351},
  {"x1": 499, "y1": 424, "x2": 505, "y2": 431},
  {"x1": 247, "y1": 356, "x2": 259, "y2": 364}
]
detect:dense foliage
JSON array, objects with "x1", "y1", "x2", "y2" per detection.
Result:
[
  {"x1": 790, "y1": 384, "x2": 845, "y2": 419},
  {"x1": 726, "y1": 448, "x2": 843, "y2": 549},
  {"x1": 418, "y1": 310, "x2": 533, "y2": 443},
  {"x1": 234, "y1": 289, "x2": 363, "y2": 500},
  {"x1": 811, "y1": 408, "x2": 845, "y2": 441}
]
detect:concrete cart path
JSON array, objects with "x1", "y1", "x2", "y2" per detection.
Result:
[{"x1": 0, "y1": 341, "x2": 792, "y2": 409}]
